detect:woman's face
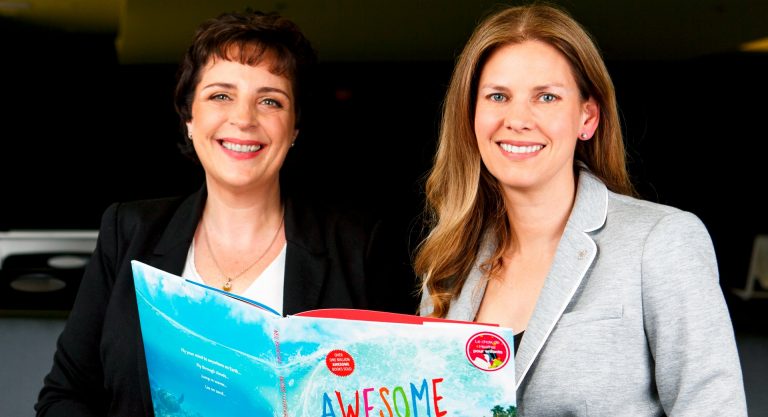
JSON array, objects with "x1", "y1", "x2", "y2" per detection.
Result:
[
  {"x1": 474, "y1": 40, "x2": 598, "y2": 195},
  {"x1": 186, "y1": 55, "x2": 297, "y2": 193}
]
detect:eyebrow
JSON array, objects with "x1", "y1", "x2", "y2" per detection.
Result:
[
  {"x1": 532, "y1": 83, "x2": 567, "y2": 91},
  {"x1": 478, "y1": 82, "x2": 568, "y2": 91},
  {"x1": 478, "y1": 83, "x2": 509, "y2": 91},
  {"x1": 200, "y1": 83, "x2": 291, "y2": 98}
]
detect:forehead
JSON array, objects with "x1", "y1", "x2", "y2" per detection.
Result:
[
  {"x1": 479, "y1": 40, "x2": 576, "y2": 87},
  {"x1": 204, "y1": 43, "x2": 276, "y2": 73},
  {"x1": 197, "y1": 56, "x2": 293, "y2": 92}
]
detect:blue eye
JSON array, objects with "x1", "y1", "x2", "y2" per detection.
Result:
[
  {"x1": 539, "y1": 93, "x2": 557, "y2": 103},
  {"x1": 488, "y1": 93, "x2": 506, "y2": 102}
]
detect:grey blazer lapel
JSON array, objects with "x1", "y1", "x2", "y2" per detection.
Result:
[
  {"x1": 443, "y1": 241, "x2": 494, "y2": 322},
  {"x1": 514, "y1": 170, "x2": 608, "y2": 389}
]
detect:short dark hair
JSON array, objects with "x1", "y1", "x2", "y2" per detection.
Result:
[{"x1": 174, "y1": 10, "x2": 317, "y2": 160}]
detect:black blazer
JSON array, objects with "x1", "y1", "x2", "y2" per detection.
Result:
[{"x1": 36, "y1": 187, "x2": 418, "y2": 416}]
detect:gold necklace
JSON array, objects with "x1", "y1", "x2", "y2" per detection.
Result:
[{"x1": 203, "y1": 211, "x2": 285, "y2": 292}]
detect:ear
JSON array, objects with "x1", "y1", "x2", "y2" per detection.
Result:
[
  {"x1": 186, "y1": 122, "x2": 193, "y2": 139},
  {"x1": 293, "y1": 129, "x2": 299, "y2": 140},
  {"x1": 579, "y1": 98, "x2": 600, "y2": 141}
]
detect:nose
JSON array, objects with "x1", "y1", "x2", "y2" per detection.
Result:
[
  {"x1": 229, "y1": 100, "x2": 259, "y2": 129},
  {"x1": 503, "y1": 99, "x2": 533, "y2": 131}
]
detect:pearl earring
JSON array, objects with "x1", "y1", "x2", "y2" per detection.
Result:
[{"x1": 580, "y1": 133, "x2": 588, "y2": 139}]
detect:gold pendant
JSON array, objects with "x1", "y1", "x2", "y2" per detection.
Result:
[{"x1": 222, "y1": 279, "x2": 232, "y2": 292}]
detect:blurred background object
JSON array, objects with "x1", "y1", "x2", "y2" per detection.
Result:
[{"x1": 0, "y1": 230, "x2": 97, "y2": 314}]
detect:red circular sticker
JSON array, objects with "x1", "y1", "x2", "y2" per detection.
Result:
[
  {"x1": 325, "y1": 349, "x2": 355, "y2": 377},
  {"x1": 465, "y1": 331, "x2": 510, "y2": 371}
]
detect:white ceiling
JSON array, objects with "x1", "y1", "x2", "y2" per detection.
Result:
[{"x1": 1, "y1": 0, "x2": 767, "y2": 63}]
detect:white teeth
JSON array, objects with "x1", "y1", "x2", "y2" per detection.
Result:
[
  {"x1": 499, "y1": 143, "x2": 544, "y2": 154},
  {"x1": 222, "y1": 141, "x2": 262, "y2": 153}
]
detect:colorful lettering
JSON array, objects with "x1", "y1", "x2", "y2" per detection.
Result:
[
  {"x1": 431, "y1": 378, "x2": 447, "y2": 417},
  {"x1": 336, "y1": 390, "x2": 361, "y2": 417},
  {"x1": 323, "y1": 378, "x2": 448, "y2": 417},
  {"x1": 362, "y1": 388, "x2": 375, "y2": 417},
  {"x1": 379, "y1": 387, "x2": 393, "y2": 417},
  {"x1": 322, "y1": 392, "x2": 337, "y2": 417},
  {"x1": 410, "y1": 379, "x2": 430, "y2": 417},
  {"x1": 392, "y1": 386, "x2": 410, "y2": 417}
]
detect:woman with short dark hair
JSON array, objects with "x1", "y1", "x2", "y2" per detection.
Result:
[{"x1": 36, "y1": 10, "x2": 415, "y2": 416}]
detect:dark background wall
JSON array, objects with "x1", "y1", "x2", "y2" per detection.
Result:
[{"x1": 1, "y1": 19, "x2": 767, "y2": 295}]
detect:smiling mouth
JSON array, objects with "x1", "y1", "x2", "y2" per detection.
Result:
[
  {"x1": 221, "y1": 141, "x2": 263, "y2": 153},
  {"x1": 498, "y1": 143, "x2": 544, "y2": 154}
]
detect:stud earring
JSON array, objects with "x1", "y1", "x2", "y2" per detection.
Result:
[
  {"x1": 188, "y1": 133, "x2": 193, "y2": 140},
  {"x1": 580, "y1": 133, "x2": 588, "y2": 139}
]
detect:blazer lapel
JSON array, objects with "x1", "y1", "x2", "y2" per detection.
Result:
[
  {"x1": 514, "y1": 221, "x2": 597, "y2": 388},
  {"x1": 150, "y1": 187, "x2": 206, "y2": 275},
  {"x1": 283, "y1": 243, "x2": 328, "y2": 315},
  {"x1": 514, "y1": 170, "x2": 608, "y2": 388},
  {"x1": 133, "y1": 186, "x2": 205, "y2": 415},
  {"x1": 282, "y1": 197, "x2": 329, "y2": 315},
  {"x1": 143, "y1": 189, "x2": 331, "y2": 315},
  {"x1": 445, "y1": 241, "x2": 493, "y2": 322}
]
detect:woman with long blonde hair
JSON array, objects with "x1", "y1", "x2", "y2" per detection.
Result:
[{"x1": 416, "y1": 4, "x2": 746, "y2": 414}]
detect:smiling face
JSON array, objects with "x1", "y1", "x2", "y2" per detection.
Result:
[
  {"x1": 474, "y1": 40, "x2": 598, "y2": 196},
  {"x1": 186, "y1": 55, "x2": 297, "y2": 193}
]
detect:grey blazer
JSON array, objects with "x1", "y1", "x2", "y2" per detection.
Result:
[{"x1": 420, "y1": 170, "x2": 747, "y2": 416}]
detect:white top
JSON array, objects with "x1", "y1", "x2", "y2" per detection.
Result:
[{"x1": 182, "y1": 239, "x2": 286, "y2": 315}]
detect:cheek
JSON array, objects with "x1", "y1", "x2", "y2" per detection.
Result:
[
  {"x1": 188, "y1": 110, "x2": 207, "y2": 133},
  {"x1": 473, "y1": 107, "x2": 498, "y2": 139},
  {"x1": 268, "y1": 115, "x2": 297, "y2": 141},
  {"x1": 191, "y1": 103, "x2": 227, "y2": 130},
  {"x1": 535, "y1": 109, "x2": 578, "y2": 137},
  {"x1": 189, "y1": 100, "x2": 204, "y2": 122}
]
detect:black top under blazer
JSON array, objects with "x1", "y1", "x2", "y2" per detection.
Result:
[{"x1": 35, "y1": 186, "x2": 418, "y2": 416}]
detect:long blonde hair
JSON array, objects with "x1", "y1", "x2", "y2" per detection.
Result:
[{"x1": 415, "y1": 4, "x2": 635, "y2": 318}]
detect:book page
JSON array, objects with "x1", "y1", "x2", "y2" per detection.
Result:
[
  {"x1": 277, "y1": 314, "x2": 516, "y2": 417},
  {"x1": 133, "y1": 261, "x2": 516, "y2": 416},
  {"x1": 132, "y1": 260, "x2": 283, "y2": 417}
]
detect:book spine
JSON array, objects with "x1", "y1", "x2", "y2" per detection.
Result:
[{"x1": 273, "y1": 328, "x2": 288, "y2": 417}]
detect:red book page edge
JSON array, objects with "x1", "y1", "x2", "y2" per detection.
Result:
[{"x1": 293, "y1": 308, "x2": 498, "y2": 327}]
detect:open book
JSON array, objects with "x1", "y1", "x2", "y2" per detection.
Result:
[{"x1": 131, "y1": 260, "x2": 516, "y2": 417}]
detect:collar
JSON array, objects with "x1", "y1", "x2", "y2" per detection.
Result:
[{"x1": 446, "y1": 167, "x2": 610, "y2": 388}]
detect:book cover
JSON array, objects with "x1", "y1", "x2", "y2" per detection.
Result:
[{"x1": 132, "y1": 260, "x2": 517, "y2": 417}]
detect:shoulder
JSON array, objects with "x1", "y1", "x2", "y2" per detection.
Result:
[
  {"x1": 101, "y1": 195, "x2": 190, "y2": 230},
  {"x1": 603, "y1": 191, "x2": 716, "y2": 271},
  {"x1": 606, "y1": 191, "x2": 707, "y2": 234},
  {"x1": 575, "y1": 170, "x2": 711, "y2": 247},
  {"x1": 574, "y1": 171, "x2": 708, "y2": 239},
  {"x1": 91, "y1": 192, "x2": 200, "y2": 268},
  {"x1": 95, "y1": 193, "x2": 198, "y2": 252}
]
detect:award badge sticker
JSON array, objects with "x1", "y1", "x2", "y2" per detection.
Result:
[
  {"x1": 465, "y1": 331, "x2": 511, "y2": 371},
  {"x1": 325, "y1": 349, "x2": 355, "y2": 377}
]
